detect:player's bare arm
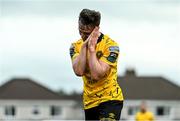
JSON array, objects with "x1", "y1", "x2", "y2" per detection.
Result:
[
  {"x1": 88, "y1": 27, "x2": 110, "y2": 80},
  {"x1": 72, "y1": 39, "x2": 88, "y2": 76}
]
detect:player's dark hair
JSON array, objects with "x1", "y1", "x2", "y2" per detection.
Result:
[{"x1": 79, "y1": 9, "x2": 101, "y2": 27}]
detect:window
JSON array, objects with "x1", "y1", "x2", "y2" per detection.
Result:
[
  {"x1": 156, "y1": 106, "x2": 170, "y2": 116},
  {"x1": 51, "y1": 106, "x2": 62, "y2": 116},
  {"x1": 5, "y1": 106, "x2": 16, "y2": 116},
  {"x1": 32, "y1": 106, "x2": 40, "y2": 115},
  {"x1": 128, "y1": 106, "x2": 139, "y2": 115}
]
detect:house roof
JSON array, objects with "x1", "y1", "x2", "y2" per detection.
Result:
[
  {"x1": 56, "y1": 69, "x2": 180, "y2": 101},
  {"x1": 1, "y1": 69, "x2": 180, "y2": 101},
  {"x1": 0, "y1": 78, "x2": 63, "y2": 100},
  {"x1": 118, "y1": 69, "x2": 180, "y2": 100}
]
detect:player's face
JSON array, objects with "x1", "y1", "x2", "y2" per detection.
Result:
[
  {"x1": 140, "y1": 104, "x2": 147, "y2": 113},
  {"x1": 79, "y1": 23, "x2": 94, "y2": 41}
]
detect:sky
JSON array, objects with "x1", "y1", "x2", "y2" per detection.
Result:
[{"x1": 0, "y1": 0, "x2": 180, "y2": 93}]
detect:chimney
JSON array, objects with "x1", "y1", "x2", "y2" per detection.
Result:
[{"x1": 125, "y1": 68, "x2": 136, "y2": 77}]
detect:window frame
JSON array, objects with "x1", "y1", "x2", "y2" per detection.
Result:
[
  {"x1": 128, "y1": 106, "x2": 139, "y2": 116},
  {"x1": 156, "y1": 106, "x2": 170, "y2": 116},
  {"x1": 4, "y1": 105, "x2": 16, "y2": 116},
  {"x1": 50, "y1": 105, "x2": 62, "y2": 116}
]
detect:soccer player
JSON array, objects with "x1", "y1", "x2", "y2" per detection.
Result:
[
  {"x1": 135, "y1": 101, "x2": 154, "y2": 121},
  {"x1": 70, "y1": 9, "x2": 124, "y2": 120}
]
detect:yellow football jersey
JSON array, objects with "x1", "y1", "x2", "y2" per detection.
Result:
[
  {"x1": 136, "y1": 111, "x2": 154, "y2": 121},
  {"x1": 70, "y1": 33, "x2": 124, "y2": 109}
]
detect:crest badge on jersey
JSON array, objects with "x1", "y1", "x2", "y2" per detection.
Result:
[{"x1": 96, "y1": 51, "x2": 103, "y2": 59}]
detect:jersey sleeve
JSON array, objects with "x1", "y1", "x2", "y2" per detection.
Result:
[
  {"x1": 69, "y1": 43, "x2": 79, "y2": 61},
  {"x1": 99, "y1": 41, "x2": 120, "y2": 67}
]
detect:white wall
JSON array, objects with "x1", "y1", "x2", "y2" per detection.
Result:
[
  {"x1": 122, "y1": 100, "x2": 180, "y2": 120},
  {"x1": 1, "y1": 99, "x2": 180, "y2": 120},
  {"x1": 0, "y1": 100, "x2": 76, "y2": 120}
]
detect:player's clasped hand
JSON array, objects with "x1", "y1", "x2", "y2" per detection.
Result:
[{"x1": 85, "y1": 26, "x2": 99, "y2": 52}]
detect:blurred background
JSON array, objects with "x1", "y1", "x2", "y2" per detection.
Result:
[{"x1": 0, "y1": 0, "x2": 180, "y2": 120}]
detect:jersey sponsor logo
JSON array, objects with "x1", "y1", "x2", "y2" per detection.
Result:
[
  {"x1": 109, "y1": 46, "x2": 119, "y2": 52},
  {"x1": 107, "y1": 52, "x2": 118, "y2": 63}
]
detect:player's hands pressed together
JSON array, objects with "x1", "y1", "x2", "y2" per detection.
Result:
[
  {"x1": 85, "y1": 26, "x2": 110, "y2": 80},
  {"x1": 72, "y1": 26, "x2": 99, "y2": 77},
  {"x1": 87, "y1": 27, "x2": 99, "y2": 52}
]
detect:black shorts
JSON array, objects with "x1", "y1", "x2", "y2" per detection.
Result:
[{"x1": 84, "y1": 100, "x2": 123, "y2": 121}]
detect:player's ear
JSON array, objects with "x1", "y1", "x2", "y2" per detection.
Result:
[{"x1": 93, "y1": 26, "x2": 99, "y2": 32}]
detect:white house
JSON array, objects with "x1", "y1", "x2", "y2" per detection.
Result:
[
  {"x1": 65, "y1": 69, "x2": 180, "y2": 121},
  {"x1": 119, "y1": 69, "x2": 180, "y2": 121},
  {"x1": 0, "y1": 78, "x2": 81, "y2": 120},
  {"x1": 1, "y1": 69, "x2": 180, "y2": 120}
]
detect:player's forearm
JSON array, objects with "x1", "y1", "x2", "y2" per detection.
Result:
[
  {"x1": 73, "y1": 47, "x2": 87, "y2": 76},
  {"x1": 88, "y1": 52, "x2": 106, "y2": 80}
]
